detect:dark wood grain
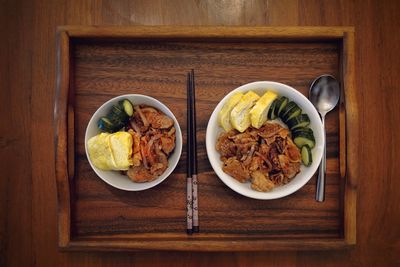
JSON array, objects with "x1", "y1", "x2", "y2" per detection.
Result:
[
  {"x1": 55, "y1": 29, "x2": 72, "y2": 247},
  {"x1": 2, "y1": 0, "x2": 400, "y2": 265},
  {"x1": 54, "y1": 28, "x2": 353, "y2": 250},
  {"x1": 0, "y1": 1, "x2": 33, "y2": 266}
]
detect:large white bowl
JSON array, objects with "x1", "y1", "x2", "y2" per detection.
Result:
[
  {"x1": 85, "y1": 94, "x2": 182, "y2": 191},
  {"x1": 206, "y1": 81, "x2": 324, "y2": 200}
]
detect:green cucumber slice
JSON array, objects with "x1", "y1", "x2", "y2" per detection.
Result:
[
  {"x1": 284, "y1": 107, "x2": 302, "y2": 122},
  {"x1": 276, "y1": 97, "x2": 288, "y2": 117},
  {"x1": 280, "y1": 101, "x2": 297, "y2": 120},
  {"x1": 292, "y1": 127, "x2": 314, "y2": 137},
  {"x1": 282, "y1": 101, "x2": 302, "y2": 122},
  {"x1": 281, "y1": 101, "x2": 302, "y2": 123},
  {"x1": 301, "y1": 145, "x2": 313, "y2": 166},
  {"x1": 111, "y1": 104, "x2": 129, "y2": 122},
  {"x1": 119, "y1": 99, "x2": 134, "y2": 117},
  {"x1": 98, "y1": 117, "x2": 116, "y2": 133},
  {"x1": 267, "y1": 99, "x2": 278, "y2": 120},
  {"x1": 287, "y1": 114, "x2": 310, "y2": 130},
  {"x1": 293, "y1": 131, "x2": 315, "y2": 148}
]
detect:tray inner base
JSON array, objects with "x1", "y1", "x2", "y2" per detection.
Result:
[{"x1": 71, "y1": 39, "x2": 343, "y2": 240}]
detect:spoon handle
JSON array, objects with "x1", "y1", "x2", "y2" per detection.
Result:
[{"x1": 316, "y1": 115, "x2": 326, "y2": 202}]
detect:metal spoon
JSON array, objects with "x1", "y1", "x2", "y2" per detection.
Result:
[{"x1": 309, "y1": 75, "x2": 340, "y2": 202}]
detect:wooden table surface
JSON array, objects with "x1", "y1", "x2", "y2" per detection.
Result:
[{"x1": 1, "y1": 0, "x2": 399, "y2": 266}]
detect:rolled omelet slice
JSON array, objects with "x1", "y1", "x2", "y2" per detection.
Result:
[
  {"x1": 87, "y1": 132, "x2": 133, "y2": 171},
  {"x1": 109, "y1": 132, "x2": 133, "y2": 170},
  {"x1": 218, "y1": 92, "x2": 244, "y2": 132},
  {"x1": 249, "y1": 90, "x2": 278, "y2": 129},
  {"x1": 230, "y1": 91, "x2": 260, "y2": 132},
  {"x1": 87, "y1": 133, "x2": 116, "y2": 170}
]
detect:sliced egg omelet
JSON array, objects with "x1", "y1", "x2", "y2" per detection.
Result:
[
  {"x1": 249, "y1": 90, "x2": 278, "y2": 128},
  {"x1": 88, "y1": 132, "x2": 133, "y2": 171},
  {"x1": 230, "y1": 91, "x2": 260, "y2": 132},
  {"x1": 218, "y1": 92, "x2": 244, "y2": 132},
  {"x1": 109, "y1": 132, "x2": 133, "y2": 169}
]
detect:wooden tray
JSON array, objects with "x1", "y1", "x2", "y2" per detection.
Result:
[{"x1": 55, "y1": 26, "x2": 357, "y2": 251}]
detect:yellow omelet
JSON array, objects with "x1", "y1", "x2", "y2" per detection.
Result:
[
  {"x1": 109, "y1": 132, "x2": 133, "y2": 169},
  {"x1": 249, "y1": 90, "x2": 278, "y2": 128},
  {"x1": 230, "y1": 91, "x2": 260, "y2": 132},
  {"x1": 218, "y1": 92, "x2": 244, "y2": 132},
  {"x1": 87, "y1": 132, "x2": 133, "y2": 171}
]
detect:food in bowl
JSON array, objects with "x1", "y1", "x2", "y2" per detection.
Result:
[
  {"x1": 87, "y1": 98, "x2": 176, "y2": 183},
  {"x1": 217, "y1": 122, "x2": 301, "y2": 192},
  {"x1": 216, "y1": 90, "x2": 316, "y2": 192}
]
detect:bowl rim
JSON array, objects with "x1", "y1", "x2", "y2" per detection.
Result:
[
  {"x1": 84, "y1": 94, "x2": 183, "y2": 191},
  {"x1": 206, "y1": 81, "x2": 324, "y2": 200}
]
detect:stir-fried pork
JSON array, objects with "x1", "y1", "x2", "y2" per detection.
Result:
[
  {"x1": 216, "y1": 122, "x2": 301, "y2": 192},
  {"x1": 127, "y1": 105, "x2": 176, "y2": 183}
]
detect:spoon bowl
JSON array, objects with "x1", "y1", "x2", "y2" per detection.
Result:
[{"x1": 310, "y1": 75, "x2": 340, "y2": 115}]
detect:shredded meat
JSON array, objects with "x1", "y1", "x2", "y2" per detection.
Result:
[
  {"x1": 258, "y1": 122, "x2": 282, "y2": 137},
  {"x1": 270, "y1": 172, "x2": 285, "y2": 184},
  {"x1": 258, "y1": 123, "x2": 290, "y2": 145},
  {"x1": 229, "y1": 132, "x2": 258, "y2": 144},
  {"x1": 251, "y1": 170, "x2": 275, "y2": 192},
  {"x1": 249, "y1": 156, "x2": 263, "y2": 171},
  {"x1": 127, "y1": 165, "x2": 156, "y2": 183},
  {"x1": 278, "y1": 154, "x2": 300, "y2": 179},
  {"x1": 128, "y1": 129, "x2": 142, "y2": 166},
  {"x1": 222, "y1": 157, "x2": 251, "y2": 183},
  {"x1": 126, "y1": 105, "x2": 176, "y2": 183},
  {"x1": 160, "y1": 134, "x2": 175, "y2": 155},
  {"x1": 216, "y1": 130, "x2": 237, "y2": 159},
  {"x1": 131, "y1": 112, "x2": 148, "y2": 132},
  {"x1": 216, "y1": 122, "x2": 301, "y2": 191},
  {"x1": 285, "y1": 138, "x2": 301, "y2": 162},
  {"x1": 142, "y1": 106, "x2": 174, "y2": 129}
]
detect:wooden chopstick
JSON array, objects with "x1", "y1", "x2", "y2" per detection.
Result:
[
  {"x1": 190, "y1": 69, "x2": 199, "y2": 233},
  {"x1": 186, "y1": 72, "x2": 193, "y2": 235}
]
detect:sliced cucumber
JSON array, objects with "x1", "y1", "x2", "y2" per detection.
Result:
[
  {"x1": 107, "y1": 113, "x2": 125, "y2": 128},
  {"x1": 280, "y1": 101, "x2": 296, "y2": 119},
  {"x1": 293, "y1": 131, "x2": 315, "y2": 148},
  {"x1": 281, "y1": 101, "x2": 302, "y2": 122},
  {"x1": 98, "y1": 117, "x2": 116, "y2": 132},
  {"x1": 275, "y1": 97, "x2": 288, "y2": 117},
  {"x1": 292, "y1": 127, "x2": 314, "y2": 137},
  {"x1": 281, "y1": 101, "x2": 301, "y2": 122},
  {"x1": 287, "y1": 114, "x2": 310, "y2": 130},
  {"x1": 97, "y1": 99, "x2": 134, "y2": 132},
  {"x1": 271, "y1": 98, "x2": 280, "y2": 119},
  {"x1": 301, "y1": 145, "x2": 313, "y2": 166},
  {"x1": 284, "y1": 107, "x2": 302, "y2": 122},
  {"x1": 110, "y1": 104, "x2": 129, "y2": 122},
  {"x1": 267, "y1": 99, "x2": 278, "y2": 120},
  {"x1": 119, "y1": 99, "x2": 134, "y2": 117}
]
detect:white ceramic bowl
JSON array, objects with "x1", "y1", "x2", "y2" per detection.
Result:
[
  {"x1": 206, "y1": 81, "x2": 324, "y2": 200},
  {"x1": 85, "y1": 94, "x2": 182, "y2": 191}
]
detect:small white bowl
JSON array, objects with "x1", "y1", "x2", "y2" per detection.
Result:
[
  {"x1": 85, "y1": 94, "x2": 182, "y2": 191},
  {"x1": 206, "y1": 81, "x2": 324, "y2": 200}
]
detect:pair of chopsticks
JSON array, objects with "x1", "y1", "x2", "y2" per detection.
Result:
[{"x1": 186, "y1": 69, "x2": 199, "y2": 234}]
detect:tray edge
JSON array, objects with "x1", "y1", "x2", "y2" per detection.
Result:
[
  {"x1": 54, "y1": 26, "x2": 357, "y2": 251},
  {"x1": 55, "y1": 29, "x2": 72, "y2": 248},
  {"x1": 342, "y1": 29, "x2": 357, "y2": 246}
]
